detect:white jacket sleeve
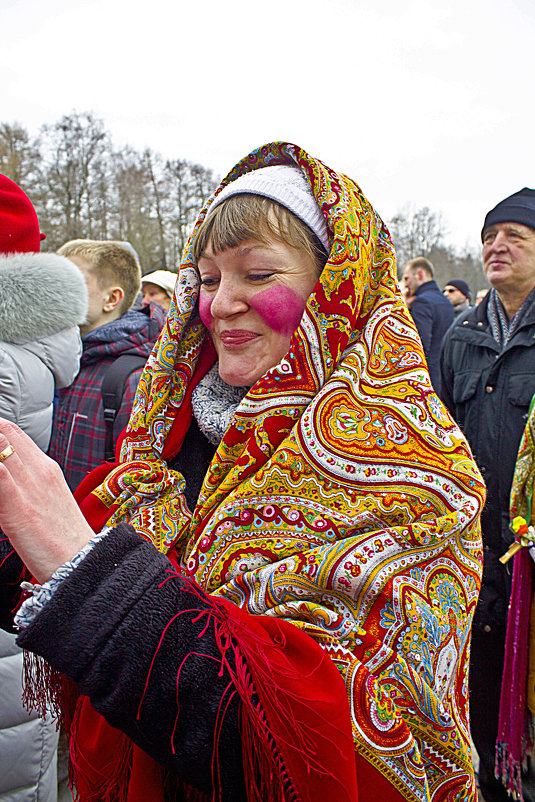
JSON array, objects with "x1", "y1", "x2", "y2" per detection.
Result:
[{"x1": 0, "y1": 347, "x2": 21, "y2": 425}]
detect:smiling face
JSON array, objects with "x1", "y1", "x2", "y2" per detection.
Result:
[
  {"x1": 197, "y1": 238, "x2": 318, "y2": 386},
  {"x1": 482, "y1": 222, "x2": 535, "y2": 297}
]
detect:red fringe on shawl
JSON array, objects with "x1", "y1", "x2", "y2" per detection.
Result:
[
  {"x1": 42, "y1": 593, "x2": 359, "y2": 802},
  {"x1": 213, "y1": 597, "x2": 359, "y2": 802},
  {"x1": 496, "y1": 547, "x2": 534, "y2": 801},
  {"x1": 21, "y1": 567, "x2": 412, "y2": 801}
]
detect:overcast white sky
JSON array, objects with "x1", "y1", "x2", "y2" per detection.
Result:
[{"x1": 2, "y1": 0, "x2": 534, "y2": 254}]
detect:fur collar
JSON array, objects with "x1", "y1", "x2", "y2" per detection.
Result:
[{"x1": 0, "y1": 252, "x2": 88, "y2": 343}]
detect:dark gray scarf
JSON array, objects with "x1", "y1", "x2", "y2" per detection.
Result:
[{"x1": 487, "y1": 286, "x2": 535, "y2": 350}]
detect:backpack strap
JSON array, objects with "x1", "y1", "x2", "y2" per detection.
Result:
[{"x1": 101, "y1": 354, "x2": 147, "y2": 461}]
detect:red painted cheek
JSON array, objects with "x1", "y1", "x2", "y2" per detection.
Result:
[
  {"x1": 250, "y1": 285, "x2": 307, "y2": 337},
  {"x1": 198, "y1": 292, "x2": 213, "y2": 330}
]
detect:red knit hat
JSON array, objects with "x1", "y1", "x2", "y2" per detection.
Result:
[{"x1": 0, "y1": 174, "x2": 45, "y2": 254}]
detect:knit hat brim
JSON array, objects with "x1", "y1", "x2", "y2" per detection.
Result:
[
  {"x1": 482, "y1": 188, "x2": 535, "y2": 241},
  {"x1": 141, "y1": 270, "x2": 177, "y2": 297},
  {"x1": 445, "y1": 279, "x2": 471, "y2": 300},
  {"x1": 207, "y1": 165, "x2": 330, "y2": 252}
]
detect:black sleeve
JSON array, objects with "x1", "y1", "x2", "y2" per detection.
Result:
[
  {"x1": 16, "y1": 524, "x2": 246, "y2": 801},
  {"x1": 439, "y1": 333, "x2": 455, "y2": 414},
  {"x1": 410, "y1": 298, "x2": 433, "y2": 353}
]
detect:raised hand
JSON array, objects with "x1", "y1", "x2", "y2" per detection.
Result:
[{"x1": 0, "y1": 419, "x2": 95, "y2": 583}]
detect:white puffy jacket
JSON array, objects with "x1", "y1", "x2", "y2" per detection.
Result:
[
  {"x1": 0, "y1": 329, "x2": 82, "y2": 450},
  {"x1": 0, "y1": 251, "x2": 87, "y2": 800},
  {"x1": 0, "y1": 251, "x2": 88, "y2": 450},
  {"x1": 0, "y1": 631, "x2": 60, "y2": 801}
]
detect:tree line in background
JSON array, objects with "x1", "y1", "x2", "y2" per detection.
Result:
[
  {"x1": 0, "y1": 112, "x2": 218, "y2": 273},
  {"x1": 389, "y1": 206, "x2": 487, "y2": 296},
  {"x1": 0, "y1": 111, "x2": 487, "y2": 295}
]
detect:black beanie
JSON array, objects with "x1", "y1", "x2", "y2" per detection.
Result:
[
  {"x1": 445, "y1": 279, "x2": 471, "y2": 300},
  {"x1": 481, "y1": 187, "x2": 535, "y2": 241}
]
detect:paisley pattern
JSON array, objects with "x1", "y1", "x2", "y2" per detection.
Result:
[
  {"x1": 91, "y1": 142, "x2": 485, "y2": 800},
  {"x1": 497, "y1": 396, "x2": 535, "y2": 801},
  {"x1": 510, "y1": 395, "x2": 535, "y2": 523}
]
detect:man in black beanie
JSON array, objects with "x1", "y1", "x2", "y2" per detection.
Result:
[
  {"x1": 442, "y1": 278, "x2": 472, "y2": 316},
  {"x1": 441, "y1": 188, "x2": 535, "y2": 802}
]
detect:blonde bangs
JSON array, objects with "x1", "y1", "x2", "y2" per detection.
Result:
[{"x1": 193, "y1": 195, "x2": 327, "y2": 274}]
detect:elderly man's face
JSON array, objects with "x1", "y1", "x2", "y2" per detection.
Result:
[{"x1": 483, "y1": 222, "x2": 535, "y2": 296}]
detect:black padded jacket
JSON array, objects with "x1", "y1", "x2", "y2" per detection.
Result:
[{"x1": 440, "y1": 294, "x2": 535, "y2": 631}]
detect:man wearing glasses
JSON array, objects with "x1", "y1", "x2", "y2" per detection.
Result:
[
  {"x1": 443, "y1": 279, "x2": 472, "y2": 317},
  {"x1": 441, "y1": 188, "x2": 535, "y2": 802}
]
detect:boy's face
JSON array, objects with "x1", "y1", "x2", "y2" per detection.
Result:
[{"x1": 68, "y1": 255, "x2": 117, "y2": 336}]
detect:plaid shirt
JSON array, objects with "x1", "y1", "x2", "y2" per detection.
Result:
[{"x1": 48, "y1": 303, "x2": 165, "y2": 491}]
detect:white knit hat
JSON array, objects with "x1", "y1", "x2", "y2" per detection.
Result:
[
  {"x1": 208, "y1": 165, "x2": 329, "y2": 251},
  {"x1": 141, "y1": 270, "x2": 177, "y2": 298}
]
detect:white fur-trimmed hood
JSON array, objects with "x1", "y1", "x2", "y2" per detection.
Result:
[{"x1": 0, "y1": 252, "x2": 88, "y2": 343}]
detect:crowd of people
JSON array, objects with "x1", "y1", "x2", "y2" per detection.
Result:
[
  {"x1": 0, "y1": 144, "x2": 533, "y2": 802},
  {"x1": 399, "y1": 187, "x2": 535, "y2": 802}
]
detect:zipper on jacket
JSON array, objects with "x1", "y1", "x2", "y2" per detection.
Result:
[{"x1": 64, "y1": 412, "x2": 88, "y2": 464}]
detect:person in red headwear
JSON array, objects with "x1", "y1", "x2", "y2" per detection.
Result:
[
  {"x1": 0, "y1": 174, "x2": 87, "y2": 802},
  {"x1": 0, "y1": 176, "x2": 88, "y2": 449}
]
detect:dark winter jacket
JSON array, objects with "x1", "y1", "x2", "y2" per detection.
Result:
[
  {"x1": 48, "y1": 303, "x2": 165, "y2": 491},
  {"x1": 12, "y1": 526, "x2": 248, "y2": 801},
  {"x1": 440, "y1": 294, "x2": 535, "y2": 631},
  {"x1": 410, "y1": 280, "x2": 454, "y2": 393}
]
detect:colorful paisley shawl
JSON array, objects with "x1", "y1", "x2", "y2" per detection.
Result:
[
  {"x1": 90, "y1": 142, "x2": 485, "y2": 801},
  {"x1": 496, "y1": 395, "x2": 535, "y2": 801},
  {"x1": 510, "y1": 395, "x2": 535, "y2": 523}
]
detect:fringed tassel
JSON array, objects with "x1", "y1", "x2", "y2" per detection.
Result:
[
  {"x1": 239, "y1": 698, "x2": 288, "y2": 802},
  {"x1": 496, "y1": 716, "x2": 535, "y2": 802},
  {"x1": 68, "y1": 740, "x2": 133, "y2": 802},
  {"x1": 22, "y1": 649, "x2": 136, "y2": 802},
  {"x1": 22, "y1": 650, "x2": 64, "y2": 722},
  {"x1": 66, "y1": 699, "x2": 134, "y2": 802},
  {"x1": 147, "y1": 573, "x2": 293, "y2": 801},
  {"x1": 496, "y1": 740, "x2": 524, "y2": 802},
  {"x1": 496, "y1": 548, "x2": 534, "y2": 802}
]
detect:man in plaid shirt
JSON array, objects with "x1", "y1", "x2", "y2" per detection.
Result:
[{"x1": 48, "y1": 240, "x2": 167, "y2": 491}]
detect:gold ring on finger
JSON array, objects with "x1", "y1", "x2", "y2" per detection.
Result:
[{"x1": 0, "y1": 445, "x2": 15, "y2": 463}]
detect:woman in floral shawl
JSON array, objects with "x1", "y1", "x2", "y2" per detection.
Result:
[{"x1": 0, "y1": 142, "x2": 484, "y2": 802}]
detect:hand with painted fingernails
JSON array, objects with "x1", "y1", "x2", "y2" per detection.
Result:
[{"x1": 0, "y1": 418, "x2": 95, "y2": 583}]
